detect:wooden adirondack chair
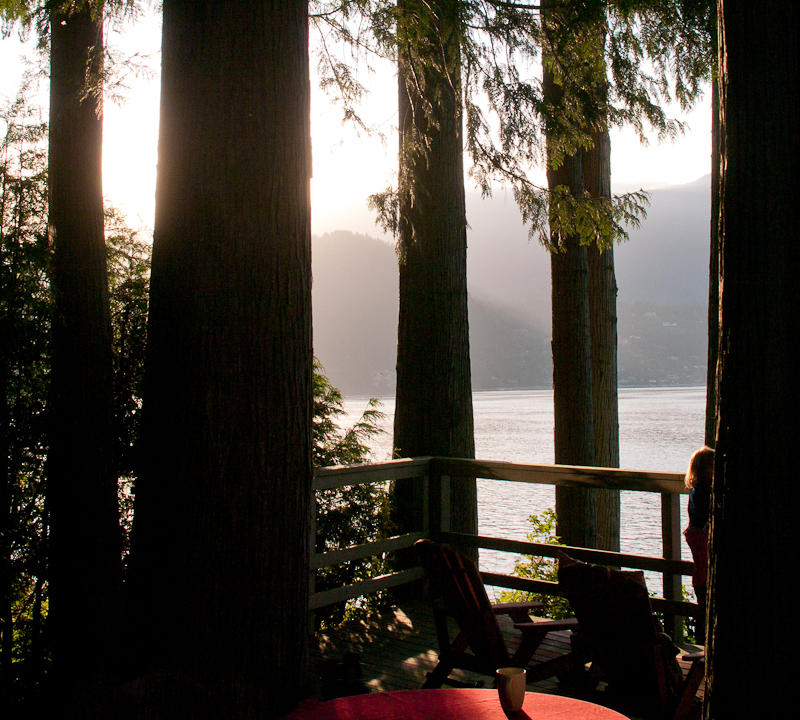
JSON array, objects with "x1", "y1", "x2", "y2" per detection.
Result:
[
  {"x1": 557, "y1": 551, "x2": 705, "y2": 720},
  {"x1": 414, "y1": 539, "x2": 578, "y2": 689}
]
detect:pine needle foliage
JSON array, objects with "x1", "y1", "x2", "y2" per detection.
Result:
[
  {"x1": 0, "y1": 90, "x2": 50, "y2": 709},
  {"x1": 312, "y1": 0, "x2": 713, "y2": 246},
  {"x1": 313, "y1": 358, "x2": 386, "y2": 469},
  {"x1": 1, "y1": 2, "x2": 151, "y2": 109}
]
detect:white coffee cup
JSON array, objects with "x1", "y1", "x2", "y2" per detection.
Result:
[{"x1": 496, "y1": 666, "x2": 526, "y2": 712}]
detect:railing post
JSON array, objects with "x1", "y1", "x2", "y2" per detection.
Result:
[
  {"x1": 661, "y1": 491, "x2": 683, "y2": 643},
  {"x1": 427, "y1": 460, "x2": 451, "y2": 541},
  {"x1": 423, "y1": 461, "x2": 432, "y2": 536},
  {"x1": 427, "y1": 462, "x2": 438, "y2": 538},
  {"x1": 441, "y1": 475, "x2": 451, "y2": 535}
]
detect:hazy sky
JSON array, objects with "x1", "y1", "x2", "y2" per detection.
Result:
[{"x1": 1, "y1": 9, "x2": 712, "y2": 238}]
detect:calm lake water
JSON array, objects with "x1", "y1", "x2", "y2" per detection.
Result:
[{"x1": 342, "y1": 386, "x2": 707, "y2": 596}]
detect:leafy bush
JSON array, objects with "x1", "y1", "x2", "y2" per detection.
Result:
[
  {"x1": 312, "y1": 360, "x2": 393, "y2": 628},
  {"x1": 1, "y1": 91, "x2": 51, "y2": 706},
  {"x1": 104, "y1": 206, "x2": 152, "y2": 560},
  {"x1": 499, "y1": 508, "x2": 572, "y2": 619},
  {"x1": 681, "y1": 584, "x2": 703, "y2": 645}
]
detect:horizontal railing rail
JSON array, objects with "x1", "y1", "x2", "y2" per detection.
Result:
[
  {"x1": 310, "y1": 457, "x2": 698, "y2": 639},
  {"x1": 310, "y1": 531, "x2": 428, "y2": 571},
  {"x1": 310, "y1": 458, "x2": 433, "y2": 614},
  {"x1": 433, "y1": 457, "x2": 686, "y2": 494},
  {"x1": 442, "y1": 531, "x2": 694, "y2": 575},
  {"x1": 309, "y1": 567, "x2": 427, "y2": 611},
  {"x1": 314, "y1": 456, "x2": 432, "y2": 490}
]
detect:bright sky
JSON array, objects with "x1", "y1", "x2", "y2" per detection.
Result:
[{"x1": 1, "y1": 9, "x2": 712, "y2": 238}]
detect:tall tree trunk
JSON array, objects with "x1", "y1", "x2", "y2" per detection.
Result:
[
  {"x1": 706, "y1": 2, "x2": 799, "y2": 717},
  {"x1": 543, "y1": 26, "x2": 596, "y2": 549},
  {"x1": 584, "y1": 129, "x2": 621, "y2": 552},
  {"x1": 128, "y1": 2, "x2": 312, "y2": 717},
  {"x1": 392, "y1": 0, "x2": 476, "y2": 552},
  {"x1": 705, "y1": 28, "x2": 721, "y2": 450},
  {"x1": 46, "y1": 4, "x2": 122, "y2": 700},
  {"x1": 548, "y1": 203, "x2": 596, "y2": 548}
]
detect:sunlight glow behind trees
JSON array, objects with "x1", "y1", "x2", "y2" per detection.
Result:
[{"x1": 0, "y1": 5, "x2": 712, "y2": 237}]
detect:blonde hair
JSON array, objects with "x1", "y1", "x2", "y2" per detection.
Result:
[{"x1": 686, "y1": 446, "x2": 715, "y2": 489}]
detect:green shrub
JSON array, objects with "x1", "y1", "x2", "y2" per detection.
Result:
[
  {"x1": 312, "y1": 360, "x2": 393, "y2": 628},
  {"x1": 499, "y1": 508, "x2": 572, "y2": 619}
]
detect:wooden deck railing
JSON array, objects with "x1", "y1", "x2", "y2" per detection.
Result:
[{"x1": 311, "y1": 457, "x2": 697, "y2": 641}]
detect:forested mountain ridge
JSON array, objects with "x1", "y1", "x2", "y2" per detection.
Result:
[{"x1": 312, "y1": 177, "x2": 710, "y2": 395}]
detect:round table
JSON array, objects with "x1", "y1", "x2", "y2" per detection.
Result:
[{"x1": 281, "y1": 688, "x2": 629, "y2": 719}]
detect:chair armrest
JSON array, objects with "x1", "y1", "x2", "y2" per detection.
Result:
[
  {"x1": 514, "y1": 617, "x2": 579, "y2": 633},
  {"x1": 490, "y1": 600, "x2": 545, "y2": 615},
  {"x1": 655, "y1": 631, "x2": 685, "y2": 660},
  {"x1": 491, "y1": 600, "x2": 545, "y2": 623},
  {"x1": 682, "y1": 651, "x2": 705, "y2": 663}
]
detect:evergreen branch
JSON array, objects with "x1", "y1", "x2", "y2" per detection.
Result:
[{"x1": 483, "y1": 0, "x2": 542, "y2": 12}]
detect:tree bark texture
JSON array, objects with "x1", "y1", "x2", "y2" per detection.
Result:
[
  {"x1": 130, "y1": 3, "x2": 312, "y2": 717},
  {"x1": 392, "y1": 0, "x2": 477, "y2": 547},
  {"x1": 46, "y1": 5, "x2": 122, "y2": 691},
  {"x1": 583, "y1": 129, "x2": 621, "y2": 552},
  {"x1": 706, "y1": 2, "x2": 799, "y2": 717},
  {"x1": 543, "y1": 44, "x2": 596, "y2": 550},
  {"x1": 705, "y1": 62, "x2": 721, "y2": 449}
]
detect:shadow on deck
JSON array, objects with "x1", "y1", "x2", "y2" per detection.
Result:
[{"x1": 309, "y1": 598, "x2": 704, "y2": 709}]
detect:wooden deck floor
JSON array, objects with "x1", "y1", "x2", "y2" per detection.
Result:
[{"x1": 309, "y1": 599, "x2": 705, "y2": 713}]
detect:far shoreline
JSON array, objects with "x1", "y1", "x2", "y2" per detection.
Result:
[{"x1": 341, "y1": 385, "x2": 707, "y2": 403}]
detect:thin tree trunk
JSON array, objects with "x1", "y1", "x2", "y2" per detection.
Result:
[
  {"x1": 392, "y1": 0, "x2": 476, "y2": 553},
  {"x1": 705, "y1": 45, "x2": 721, "y2": 450},
  {"x1": 129, "y1": 3, "x2": 312, "y2": 717},
  {"x1": 46, "y1": 5, "x2": 122, "y2": 699},
  {"x1": 706, "y1": 2, "x2": 799, "y2": 717},
  {"x1": 543, "y1": 32, "x2": 596, "y2": 549},
  {"x1": 584, "y1": 129, "x2": 621, "y2": 552},
  {"x1": 549, "y1": 217, "x2": 596, "y2": 548}
]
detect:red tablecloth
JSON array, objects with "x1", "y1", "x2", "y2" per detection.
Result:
[{"x1": 281, "y1": 688, "x2": 629, "y2": 720}]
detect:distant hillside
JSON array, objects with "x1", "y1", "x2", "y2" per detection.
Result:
[
  {"x1": 312, "y1": 231, "x2": 552, "y2": 394},
  {"x1": 618, "y1": 302, "x2": 707, "y2": 387},
  {"x1": 313, "y1": 177, "x2": 712, "y2": 395},
  {"x1": 464, "y1": 175, "x2": 712, "y2": 308},
  {"x1": 615, "y1": 176, "x2": 711, "y2": 305},
  {"x1": 312, "y1": 231, "x2": 398, "y2": 396},
  {"x1": 314, "y1": 243, "x2": 708, "y2": 395},
  {"x1": 468, "y1": 298, "x2": 551, "y2": 390}
]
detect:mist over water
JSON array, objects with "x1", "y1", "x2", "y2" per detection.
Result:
[{"x1": 342, "y1": 386, "x2": 706, "y2": 596}]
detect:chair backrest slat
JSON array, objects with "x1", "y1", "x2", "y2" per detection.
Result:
[
  {"x1": 558, "y1": 551, "x2": 683, "y2": 717},
  {"x1": 416, "y1": 540, "x2": 510, "y2": 669}
]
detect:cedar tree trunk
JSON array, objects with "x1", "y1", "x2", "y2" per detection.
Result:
[
  {"x1": 129, "y1": 2, "x2": 313, "y2": 717},
  {"x1": 706, "y1": 2, "x2": 799, "y2": 717},
  {"x1": 584, "y1": 128, "x2": 621, "y2": 552},
  {"x1": 543, "y1": 47, "x2": 596, "y2": 550},
  {"x1": 392, "y1": 0, "x2": 477, "y2": 549},
  {"x1": 705, "y1": 57, "x2": 721, "y2": 449},
  {"x1": 46, "y1": 4, "x2": 122, "y2": 697}
]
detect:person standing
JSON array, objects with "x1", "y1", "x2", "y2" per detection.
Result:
[{"x1": 683, "y1": 445, "x2": 714, "y2": 641}]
